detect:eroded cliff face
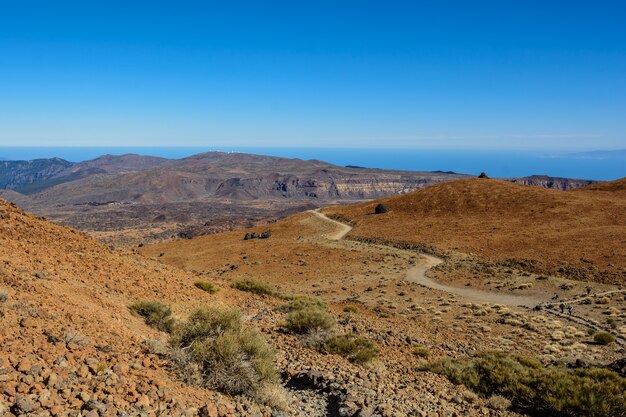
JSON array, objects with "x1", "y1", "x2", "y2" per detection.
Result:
[
  {"x1": 268, "y1": 174, "x2": 440, "y2": 199},
  {"x1": 507, "y1": 175, "x2": 599, "y2": 190}
]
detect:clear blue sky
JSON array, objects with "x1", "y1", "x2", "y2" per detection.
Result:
[{"x1": 0, "y1": 1, "x2": 624, "y2": 150}]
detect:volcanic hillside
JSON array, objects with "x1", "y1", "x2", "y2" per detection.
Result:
[
  {"x1": 0, "y1": 197, "x2": 543, "y2": 417},
  {"x1": 324, "y1": 178, "x2": 626, "y2": 284}
]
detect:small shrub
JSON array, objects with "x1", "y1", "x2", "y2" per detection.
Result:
[
  {"x1": 423, "y1": 351, "x2": 626, "y2": 417},
  {"x1": 413, "y1": 345, "x2": 430, "y2": 358},
  {"x1": 0, "y1": 290, "x2": 8, "y2": 304},
  {"x1": 129, "y1": 301, "x2": 175, "y2": 333},
  {"x1": 194, "y1": 280, "x2": 219, "y2": 294},
  {"x1": 284, "y1": 307, "x2": 334, "y2": 334},
  {"x1": 487, "y1": 395, "x2": 511, "y2": 411},
  {"x1": 343, "y1": 305, "x2": 359, "y2": 313},
  {"x1": 281, "y1": 295, "x2": 334, "y2": 334},
  {"x1": 323, "y1": 334, "x2": 379, "y2": 363},
  {"x1": 299, "y1": 328, "x2": 331, "y2": 350},
  {"x1": 231, "y1": 279, "x2": 275, "y2": 296},
  {"x1": 594, "y1": 332, "x2": 615, "y2": 345},
  {"x1": 607, "y1": 318, "x2": 618, "y2": 329},
  {"x1": 170, "y1": 307, "x2": 280, "y2": 403},
  {"x1": 284, "y1": 296, "x2": 327, "y2": 312}
]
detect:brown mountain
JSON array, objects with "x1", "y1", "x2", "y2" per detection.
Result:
[
  {"x1": 0, "y1": 151, "x2": 607, "y2": 244},
  {"x1": 324, "y1": 177, "x2": 626, "y2": 284},
  {"x1": 22, "y1": 152, "x2": 470, "y2": 205}
]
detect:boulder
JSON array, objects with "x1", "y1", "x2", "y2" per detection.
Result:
[{"x1": 374, "y1": 204, "x2": 388, "y2": 214}]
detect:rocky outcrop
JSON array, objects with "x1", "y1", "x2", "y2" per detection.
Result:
[{"x1": 507, "y1": 175, "x2": 598, "y2": 190}]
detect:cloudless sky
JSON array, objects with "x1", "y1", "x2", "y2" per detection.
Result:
[{"x1": 0, "y1": 1, "x2": 625, "y2": 150}]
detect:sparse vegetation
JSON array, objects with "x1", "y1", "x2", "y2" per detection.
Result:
[
  {"x1": 284, "y1": 307, "x2": 335, "y2": 334},
  {"x1": 594, "y1": 332, "x2": 615, "y2": 345},
  {"x1": 323, "y1": 334, "x2": 379, "y2": 363},
  {"x1": 129, "y1": 301, "x2": 175, "y2": 333},
  {"x1": 413, "y1": 345, "x2": 430, "y2": 358},
  {"x1": 423, "y1": 351, "x2": 626, "y2": 417},
  {"x1": 487, "y1": 395, "x2": 511, "y2": 411},
  {"x1": 231, "y1": 279, "x2": 275, "y2": 296},
  {"x1": 343, "y1": 305, "x2": 359, "y2": 313},
  {"x1": 194, "y1": 280, "x2": 219, "y2": 294},
  {"x1": 0, "y1": 290, "x2": 8, "y2": 304},
  {"x1": 170, "y1": 307, "x2": 283, "y2": 407},
  {"x1": 283, "y1": 295, "x2": 327, "y2": 311},
  {"x1": 282, "y1": 296, "x2": 334, "y2": 334}
]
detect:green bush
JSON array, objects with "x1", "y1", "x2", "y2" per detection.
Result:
[
  {"x1": 323, "y1": 334, "x2": 379, "y2": 363},
  {"x1": 231, "y1": 279, "x2": 275, "y2": 296},
  {"x1": 343, "y1": 305, "x2": 359, "y2": 313},
  {"x1": 129, "y1": 301, "x2": 175, "y2": 333},
  {"x1": 170, "y1": 306, "x2": 281, "y2": 403},
  {"x1": 413, "y1": 345, "x2": 430, "y2": 358},
  {"x1": 281, "y1": 296, "x2": 334, "y2": 334},
  {"x1": 594, "y1": 332, "x2": 615, "y2": 345},
  {"x1": 194, "y1": 280, "x2": 219, "y2": 294},
  {"x1": 284, "y1": 308, "x2": 334, "y2": 334},
  {"x1": 423, "y1": 351, "x2": 626, "y2": 417}
]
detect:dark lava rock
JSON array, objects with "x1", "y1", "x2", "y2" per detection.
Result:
[
  {"x1": 478, "y1": 172, "x2": 489, "y2": 178},
  {"x1": 374, "y1": 204, "x2": 388, "y2": 214}
]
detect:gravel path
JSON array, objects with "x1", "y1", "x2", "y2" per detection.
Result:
[{"x1": 313, "y1": 210, "x2": 626, "y2": 343}]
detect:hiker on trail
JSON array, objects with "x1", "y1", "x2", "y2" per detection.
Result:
[
  {"x1": 568, "y1": 306, "x2": 574, "y2": 316},
  {"x1": 559, "y1": 303, "x2": 565, "y2": 313},
  {"x1": 586, "y1": 287, "x2": 592, "y2": 295}
]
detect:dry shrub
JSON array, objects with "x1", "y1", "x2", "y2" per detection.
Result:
[
  {"x1": 594, "y1": 332, "x2": 615, "y2": 345},
  {"x1": 282, "y1": 296, "x2": 334, "y2": 334},
  {"x1": 285, "y1": 308, "x2": 334, "y2": 334},
  {"x1": 323, "y1": 334, "x2": 379, "y2": 364},
  {"x1": 129, "y1": 300, "x2": 175, "y2": 333},
  {"x1": 487, "y1": 395, "x2": 511, "y2": 410},
  {"x1": 194, "y1": 280, "x2": 219, "y2": 294},
  {"x1": 343, "y1": 305, "x2": 359, "y2": 313},
  {"x1": 300, "y1": 328, "x2": 332, "y2": 350},
  {"x1": 231, "y1": 279, "x2": 275, "y2": 296},
  {"x1": 423, "y1": 351, "x2": 626, "y2": 417},
  {"x1": 284, "y1": 296, "x2": 327, "y2": 312},
  {"x1": 413, "y1": 345, "x2": 431, "y2": 358},
  {"x1": 0, "y1": 290, "x2": 8, "y2": 304},
  {"x1": 170, "y1": 307, "x2": 282, "y2": 407}
]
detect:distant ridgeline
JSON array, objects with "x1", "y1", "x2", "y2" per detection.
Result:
[{"x1": 0, "y1": 152, "x2": 599, "y2": 205}]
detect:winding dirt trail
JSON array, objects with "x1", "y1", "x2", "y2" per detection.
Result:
[
  {"x1": 312, "y1": 210, "x2": 539, "y2": 307},
  {"x1": 309, "y1": 209, "x2": 353, "y2": 240},
  {"x1": 311, "y1": 210, "x2": 626, "y2": 344}
]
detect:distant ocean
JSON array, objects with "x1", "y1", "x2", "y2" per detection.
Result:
[{"x1": 0, "y1": 146, "x2": 624, "y2": 181}]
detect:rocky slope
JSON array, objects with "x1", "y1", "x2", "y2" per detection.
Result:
[{"x1": 0, "y1": 198, "x2": 538, "y2": 417}]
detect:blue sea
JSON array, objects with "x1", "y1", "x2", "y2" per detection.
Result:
[{"x1": 0, "y1": 146, "x2": 624, "y2": 181}]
